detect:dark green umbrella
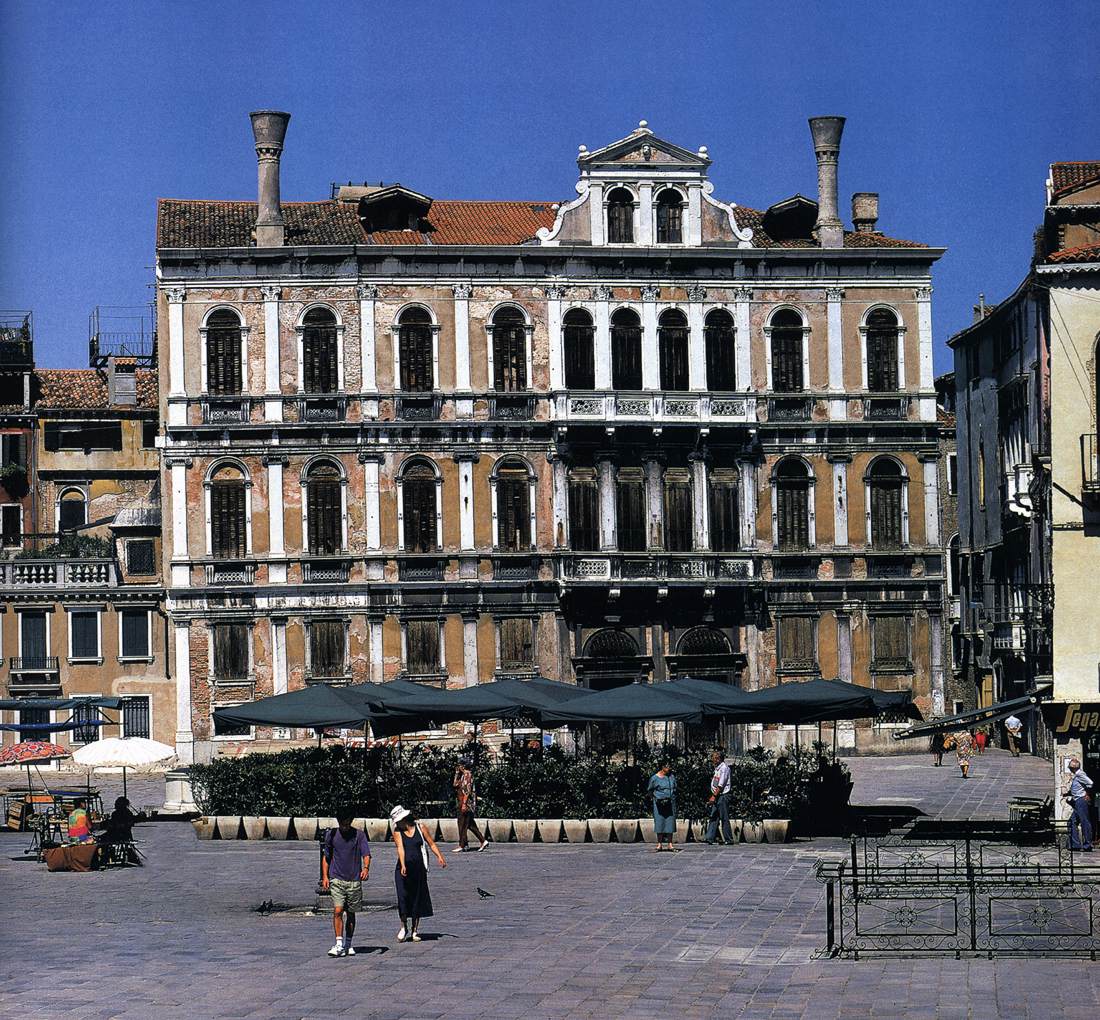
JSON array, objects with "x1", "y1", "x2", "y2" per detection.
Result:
[{"x1": 541, "y1": 681, "x2": 706, "y2": 726}]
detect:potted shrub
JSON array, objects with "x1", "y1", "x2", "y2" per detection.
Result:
[
  {"x1": 562, "y1": 819, "x2": 588, "y2": 843},
  {"x1": 741, "y1": 801, "x2": 765, "y2": 843},
  {"x1": 0, "y1": 462, "x2": 28, "y2": 499},
  {"x1": 762, "y1": 798, "x2": 791, "y2": 844}
]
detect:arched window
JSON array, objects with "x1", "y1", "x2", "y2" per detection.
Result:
[
  {"x1": 210, "y1": 466, "x2": 247, "y2": 559},
  {"x1": 302, "y1": 307, "x2": 339, "y2": 394},
  {"x1": 563, "y1": 309, "x2": 595, "y2": 390},
  {"x1": 655, "y1": 189, "x2": 683, "y2": 244},
  {"x1": 398, "y1": 307, "x2": 434, "y2": 392},
  {"x1": 568, "y1": 468, "x2": 599, "y2": 550},
  {"x1": 866, "y1": 308, "x2": 900, "y2": 392},
  {"x1": 658, "y1": 309, "x2": 689, "y2": 391},
  {"x1": 948, "y1": 534, "x2": 960, "y2": 596},
  {"x1": 709, "y1": 469, "x2": 740, "y2": 551},
  {"x1": 58, "y1": 488, "x2": 87, "y2": 533},
  {"x1": 585, "y1": 629, "x2": 638, "y2": 658},
  {"x1": 868, "y1": 458, "x2": 905, "y2": 548},
  {"x1": 401, "y1": 461, "x2": 438, "y2": 553},
  {"x1": 206, "y1": 309, "x2": 243, "y2": 396},
  {"x1": 704, "y1": 309, "x2": 736, "y2": 390},
  {"x1": 611, "y1": 308, "x2": 642, "y2": 389},
  {"x1": 495, "y1": 461, "x2": 531, "y2": 550},
  {"x1": 770, "y1": 309, "x2": 805, "y2": 393},
  {"x1": 678, "y1": 628, "x2": 732, "y2": 656},
  {"x1": 663, "y1": 467, "x2": 693, "y2": 551},
  {"x1": 305, "y1": 461, "x2": 342, "y2": 555},
  {"x1": 491, "y1": 307, "x2": 527, "y2": 392},
  {"x1": 606, "y1": 187, "x2": 634, "y2": 244},
  {"x1": 775, "y1": 459, "x2": 811, "y2": 550}
]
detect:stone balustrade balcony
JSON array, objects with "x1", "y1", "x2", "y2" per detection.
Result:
[
  {"x1": 0, "y1": 558, "x2": 116, "y2": 589},
  {"x1": 558, "y1": 551, "x2": 756, "y2": 584}
]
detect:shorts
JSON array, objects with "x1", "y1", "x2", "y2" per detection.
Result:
[{"x1": 329, "y1": 878, "x2": 363, "y2": 911}]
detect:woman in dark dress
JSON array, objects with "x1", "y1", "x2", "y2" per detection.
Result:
[{"x1": 390, "y1": 805, "x2": 447, "y2": 942}]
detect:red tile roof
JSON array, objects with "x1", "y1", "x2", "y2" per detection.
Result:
[
  {"x1": 1050, "y1": 162, "x2": 1100, "y2": 199},
  {"x1": 159, "y1": 197, "x2": 928, "y2": 250},
  {"x1": 36, "y1": 369, "x2": 158, "y2": 410},
  {"x1": 1044, "y1": 242, "x2": 1100, "y2": 265}
]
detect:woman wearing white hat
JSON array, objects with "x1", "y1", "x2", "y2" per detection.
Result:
[{"x1": 390, "y1": 805, "x2": 446, "y2": 942}]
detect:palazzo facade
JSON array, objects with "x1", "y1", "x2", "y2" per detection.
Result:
[{"x1": 157, "y1": 113, "x2": 946, "y2": 763}]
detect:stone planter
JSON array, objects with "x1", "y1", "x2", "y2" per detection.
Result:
[
  {"x1": 587, "y1": 818, "x2": 612, "y2": 843},
  {"x1": 316, "y1": 817, "x2": 338, "y2": 837},
  {"x1": 729, "y1": 818, "x2": 744, "y2": 844},
  {"x1": 292, "y1": 817, "x2": 317, "y2": 841},
  {"x1": 487, "y1": 818, "x2": 513, "y2": 843},
  {"x1": 215, "y1": 816, "x2": 242, "y2": 840},
  {"x1": 192, "y1": 816, "x2": 216, "y2": 840},
  {"x1": 562, "y1": 819, "x2": 588, "y2": 843},
  {"x1": 438, "y1": 818, "x2": 460, "y2": 843},
  {"x1": 241, "y1": 816, "x2": 267, "y2": 840},
  {"x1": 512, "y1": 819, "x2": 537, "y2": 843},
  {"x1": 763, "y1": 819, "x2": 790, "y2": 844},
  {"x1": 638, "y1": 818, "x2": 657, "y2": 843},
  {"x1": 536, "y1": 819, "x2": 562, "y2": 844},
  {"x1": 612, "y1": 819, "x2": 638, "y2": 844},
  {"x1": 742, "y1": 821, "x2": 765, "y2": 843},
  {"x1": 266, "y1": 817, "x2": 291, "y2": 840},
  {"x1": 690, "y1": 819, "x2": 707, "y2": 842},
  {"x1": 674, "y1": 819, "x2": 692, "y2": 844},
  {"x1": 417, "y1": 818, "x2": 440, "y2": 841},
  {"x1": 365, "y1": 818, "x2": 389, "y2": 843},
  {"x1": 352, "y1": 817, "x2": 369, "y2": 834}
]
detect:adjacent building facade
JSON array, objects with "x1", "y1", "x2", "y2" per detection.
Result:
[{"x1": 158, "y1": 112, "x2": 946, "y2": 763}]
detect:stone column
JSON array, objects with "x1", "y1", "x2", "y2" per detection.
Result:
[
  {"x1": 455, "y1": 453, "x2": 478, "y2": 579},
  {"x1": 546, "y1": 285, "x2": 566, "y2": 393},
  {"x1": 369, "y1": 617, "x2": 384, "y2": 683},
  {"x1": 549, "y1": 452, "x2": 569, "y2": 548},
  {"x1": 453, "y1": 283, "x2": 473, "y2": 417},
  {"x1": 462, "y1": 615, "x2": 479, "y2": 688},
  {"x1": 828, "y1": 453, "x2": 850, "y2": 547},
  {"x1": 835, "y1": 610, "x2": 855, "y2": 750},
  {"x1": 166, "y1": 287, "x2": 187, "y2": 426},
  {"x1": 594, "y1": 286, "x2": 612, "y2": 389},
  {"x1": 357, "y1": 284, "x2": 378, "y2": 419},
  {"x1": 929, "y1": 612, "x2": 945, "y2": 717},
  {"x1": 174, "y1": 621, "x2": 193, "y2": 764},
  {"x1": 920, "y1": 453, "x2": 941, "y2": 547},
  {"x1": 167, "y1": 456, "x2": 191, "y2": 587},
  {"x1": 738, "y1": 459, "x2": 757, "y2": 549},
  {"x1": 260, "y1": 284, "x2": 282, "y2": 422},
  {"x1": 687, "y1": 185, "x2": 703, "y2": 246},
  {"x1": 598, "y1": 457, "x2": 617, "y2": 550},
  {"x1": 916, "y1": 285, "x2": 935, "y2": 421},
  {"x1": 359, "y1": 452, "x2": 383, "y2": 580},
  {"x1": 264, "y1": 454, "x2": 288, "y2": 584},
  {"x1": 690, "y1": 453, "x2": 709, "y2": 550},
  {"x1": 271, "y1": 616, "x2": 288, "y2": 697},
  {"x1": 641, "y1": 285, "x2": 660, "y2": 390},
  {"x1": 687, "y1": 285, "x2": 707, "y2": 392},
  {"x1": 644, "y1": 457, "x2": 664, "y2": 549},
  {"x1": 588, "y1": 182, "x2": 605, "y2": 245},
  {"x1": 733, "y1": 287, "x2": 752, "y2": 392},
  {"x1": 637, "y1": 183, "x2": 653, "y2": 245},
  {"x1": 826, "y1": 287, "x2": 845, "y2": 420}
]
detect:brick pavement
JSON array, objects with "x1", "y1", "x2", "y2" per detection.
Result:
[{"x1": 1, "y1": 751, "x2": 1097, "y2": 1020}]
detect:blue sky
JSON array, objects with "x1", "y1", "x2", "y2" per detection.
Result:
[{"x1": 1, "y1": 0, "x2": 1097, "y2": 371}]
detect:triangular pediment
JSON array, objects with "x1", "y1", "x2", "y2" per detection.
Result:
[{"x1": 580, "y1": 124, "x2": 710, "y2": 170}]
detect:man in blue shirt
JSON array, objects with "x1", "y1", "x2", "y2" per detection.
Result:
[
  {"x1": 321, "y1": 811, "x2": 371, "y2": 956},
  {"x1": 1066, "y1": 758, "x2": 1094, "y2": 852}
]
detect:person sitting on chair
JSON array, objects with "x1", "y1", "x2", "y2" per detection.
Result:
[
  {"x1": 67, "y1": 798, "x2": 96, "y2": 844},
  {"x1": 100, "y1": 797, "x2": 141, "y2": 864}
]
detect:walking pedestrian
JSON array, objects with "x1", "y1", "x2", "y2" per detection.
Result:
[
  {"x1": 647, "y1": 760, "x2": 678, "y2": 852},
  {"x1": 974, "y1": 727, "x2": 987, "y2": 755},
  {"x1": 929, "y1": 731, "x2": 945, "y2": 767},
  {"x1": 704, "y1": 749, "x2": 734, "y2": 845},
  {"x1": 391, "y1": 805, "x2": 447, "y2": 942},
  {"x1": 1004, "y1": 714, "x2": 1024, "y2": 757},
  {"x1": 1066, "y1": 758, "x2": 1094, "y2": 852},
  {"x1": 452, "y1": 755, "x2": 488, "y2": 853},
  {"x1": 952, "y1": 729, "x2": 974, "y2": 778},
  {"x1": 321, "y1": 810, "x2": 371, "y2": 958}
]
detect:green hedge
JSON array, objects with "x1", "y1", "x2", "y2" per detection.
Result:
[{"x1": 190, "y1": 741, "x2": 851, "y2": 825}]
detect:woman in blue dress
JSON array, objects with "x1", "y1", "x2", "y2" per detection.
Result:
[{"x1": 647, "y1": 761, "x2": 678, "y2": 852}]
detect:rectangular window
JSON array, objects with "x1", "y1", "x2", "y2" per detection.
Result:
[
  {"x1": 72, "y1": 700, "x2": 100, "y2": 744},
  {"x1": 709, "y1": 473, "x2": 740, "y2": 552},
  {"x1": 778, "y1": 616, "x2": 817, "y2": 672},
  {"x1": 947, "y1": 453, "x2": 958, "y2": 496},
  {"x1": 867, "y1": 333, "x2": 899, "y2": 392},
  {"x1": 19, "y1": 610, "x2": 48, "y2": 665},
  {"x1": 568, "y1": 473, "x2": 599, "y2": 551},
  {"x1": 120, "y1": 609, "x2": 150, "y2": 660},
  {"x1": 499, "y1": 618, "x2": 535, "y2": 671},
  {"x1": 122, "y1": 695, "x2": 151, "y2": 739},
  {"x1": 496, "y1": 471, "x2": 530, "y2": 550},
  {"x1": 127, "y1": 539, "x2": 156, "y2": 575},
  {"x1": 1, "y1": 504, "x2": 21, "y2": 546},
  {"x1": 213, "y1": 711, "x2": 251, "y2": 739},
  {"x1": 211, "y1": 483, "x2": 246, "y2": 559},
  {"x1": 406, "y1": 619, "x2": 440, "y2": 676},
  {"x1": 772, "y1": 335, "x2": 804, "y2": 393},
  {"x1": 213, "y1": 622, "x2": 250, "y2": 681},
  {"x1": 19, "y1": 706, "x2": 48, "y2": 743},
  {"x1": 309, "y1": 620, "x2": 347, "y2": 679},
  {"x1": 70, "y1": 610, "x2": 100, "y2": 661},
  {"x1": 873, "y1": 615, "x2": 911, "y2": 671},
  {"x1": 44, "y1": 421, "x2": 123, "y2": 451},
  {"x1": 616, "y1": 471, "x2": 647, "y2": 551},
  {"x1": 303, "y1": 327, "x2": 338, "y2": 394},
  {"x1": 142, "y1": 420, "x2": 157, "y2": 449},
  {"x1": 1, "y1": 433, "x2": 24, "y2": 465},
  {"x1": 663, "y1": 472, "x2": 693, "y2": 552},
  {"x1": 58, "y1": 494, "x2": 87, "y2": 533}
]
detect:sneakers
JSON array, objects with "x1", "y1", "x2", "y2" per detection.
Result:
[
  {"x1": 344, "y1": 944, "x2": 356, "y2": 956},
  {"x1": 397, "y1": 927, "x2": 407, "y2": 942},
  {"x1": 451, "y1": 846, "x2": 467, "y2": 853},
  {"x1": 327, "y1": 943, "x2": 345, "y2": 957},
  {"x1": 411, "y1": 932, "x2": 422, "y2": 942},
  {"x1": 477, "y1": 840, "x2": 488, "y2": 852}
]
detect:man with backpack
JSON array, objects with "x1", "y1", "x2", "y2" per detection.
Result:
[{"x1": 321, "y1": 810, "x2": 371, "y2": 957}]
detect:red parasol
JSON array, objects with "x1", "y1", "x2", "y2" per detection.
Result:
[{"x1": 0, "y1": 741, "x2": 71, "y2": 797}]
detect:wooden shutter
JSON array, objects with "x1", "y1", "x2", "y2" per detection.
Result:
[
  {"x1": 563, "y1": 315, "x2": 595, "y2": 390},
  {"x1": 400, "y1": 323, "x2": 433, "y2": 392},
  {"x1": 616, "y1": 473, "x2": 647, "y2": 551},
  {"x1": 207, "y1": 323, "x2": 242, "y2": 395},
  {"x1": 871, "y1": 480, "x2": 903, "y2": 548},
  {"x1": 121, "y1": 610, "x2": 148, "y2": 658},
  {"x1": 407, "y1": 619, "x2": 439, "y2": 675},
  {"x1": 1, "y1": 433, "x2": 24, "y2": 464},
  {"x1": 772, "y1": 329, "x2": 803, "y2": 392},
  {"x1": 497, "y1": 470, "x2": 529, "y2": 550},
  {"x1": 659, "y1": 322, "x2": 689, "y2": 391},
  {"x1": 568, "y1": 475, "x2": 599, "y2": 550},
  {"x1": 777, "y1": 481, "x2": 809, "y2": 550},
  {"x1": 709, "y1": 475, "x2": 739, "y2": 552},
  {"x1": 70, "y1": 611, "x2": 99, "y2": 659},
  {"x1": 304, "y1": 324, "x2": 338, "y2": 393},
  {"x1": 211, "y1": 483, "x2": 246, "y2": 559},
  {"x1": 500, "y1": 618, "x2": 534, "y2": 669},
  {"x1": 59, "y1": 494, "x2": 86, "y2": 532},
  {"x1": 2, "y1": 505, "x2": 21, "y2": 545},
  {"x1": 607, "y1": 199, "x2": 633, "y2": 243},
  {"x1": 307, "y1": 472, "x2": 341, "y2": 555},
  {"x1": 705, "y1": 316, "x2": 736, "y2": 390},
  {"x1": 493, "y1": 315, "x2": 527, "y2": 392},
  {"x1": 874, "y1": 616, "x2": 909, "y2": 668},
  {"x1": 310, "y1": 621, "x2": 345, "y2": 678},
  {"x1": 656, "y1": 196, "x2": 683, "y2": 243},
  {"x1": 611, "y1": 319, "x2": 643, "y2": 389},
  {"x1": 779, "y1": 616, "x2": 816, "y2": 670},
  {"x1": 866, "y1": 313, "x2": 899, "y2": 391},
  {"x1": 664, "y1": 473, "x2": 693, "y2": 551},
  {"x1": 20, "y1": 612, "x2": 47, "y2": 661},
  {"x1": 403, "y1": 474, "x2": 437, "y2": 553}
]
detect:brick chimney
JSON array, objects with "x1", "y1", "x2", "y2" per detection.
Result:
[
  {"x1": 852, "y1": 192, "x2": 879, "y2": 233},
  {"x1": 250, "y1": 110, "x2": 291, "y2": 247},
  {"x1": 808, "y1": 116, "x2": 845, "y2": 248}
]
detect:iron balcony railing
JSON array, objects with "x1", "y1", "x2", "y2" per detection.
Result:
[{"x1": 9, "y1": 656, "x2": 60, "y2": 673}]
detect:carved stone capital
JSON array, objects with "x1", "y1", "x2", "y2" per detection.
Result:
[
  {"x1": 687, "y1": 285, "x2": 707, "y2": 302},
  {"x1": 165, "y1": 456, "x2": 193, "y2": 468},
  {"x1": 260, "y1": 284, "x2": 282, "y2": 302},
  {"x1": 356, "y1": 283, "x2": 379, "y2": 301},
  {"x1": 262, "y1": 454, "x2": 289, "y2": 467},
  {"x1": 452, "y1": 283, "x2": 473, "y2": 300},
  {"x1": 641, "y1": 285, "x2": 660, "y2": 302},
  {"x1": 545, "y1": 284, "x2": 569, "y2": 300},
  {"x1": 164, "y1": 287, "x2": 186, "y2": 304},
  {"x1": 594, "y1": 285, "x2": 614, "y2": 302},
  {"x1": 825, "y1": 287, "x2": 845, "y2": 301},
  {"x1": 357, "y1": 451, "x2": 384, "y2": 464},
  {"x1": 915, "y1": 285, "x2": 933, "y2": 300},
  {"x1": 732, "y1": 286, "x2": 753, "y2": 302},
  {"x1": 452, "y1": 452, "x2": 481, "y2": 464}
]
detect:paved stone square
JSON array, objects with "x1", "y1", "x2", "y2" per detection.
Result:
[{"x1": 1, "y1": 751, "x2": 1098, "y2": 1020}]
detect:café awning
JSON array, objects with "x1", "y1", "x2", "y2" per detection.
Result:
[{"x1": 892, "y1": 687, "x2": 1050, "y2": 740}]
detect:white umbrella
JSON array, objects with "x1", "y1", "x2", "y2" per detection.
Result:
[{"x1": 72, "y1": 737, "x2": 176, "y2": 800}]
